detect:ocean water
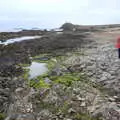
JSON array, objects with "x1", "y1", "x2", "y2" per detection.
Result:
[
  {"x1": 0, "y1": 36, "x2": 42, "y2": 45},
  {"x1": 0, "y1": 20, "x2": 61, "y2": 32}
]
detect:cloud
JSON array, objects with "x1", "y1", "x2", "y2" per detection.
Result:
[{"x1": 0, "y1": 0, "x2": 120, "y2": 30}]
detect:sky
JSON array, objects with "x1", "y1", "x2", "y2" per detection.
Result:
[{"x1": 0, "y1": 0, "x2": 120, "y2": 31}]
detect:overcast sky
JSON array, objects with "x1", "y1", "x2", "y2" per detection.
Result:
[{"x1": 0, "y1": 0, "x2": 120, "y2": 30}]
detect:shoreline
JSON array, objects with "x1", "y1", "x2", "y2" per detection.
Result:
[{"x1": 0, "y1": 23, "x2": 120, "y2": 120}]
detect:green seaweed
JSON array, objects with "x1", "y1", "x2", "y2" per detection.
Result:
[
  {"x1": 22, "y1": 68, "x2": 30, "y2": 80},
  {"x1": 50, "y1": 73, "x2": 87, "y2": 86},
  {"x1": 0, "y1": 113, "x2": 6, "y2": 120},
  {"x1": 29, "y1": 73, "x2": 50, "y2": 88}
]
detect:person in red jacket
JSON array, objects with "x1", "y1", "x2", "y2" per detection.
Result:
[{"x1": 116, "y1": 37, "x2": 120, "y2": 58}]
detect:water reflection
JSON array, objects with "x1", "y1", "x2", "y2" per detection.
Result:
[{"x1": 28, "y1": 62, "x2": 48, "y2": 79}]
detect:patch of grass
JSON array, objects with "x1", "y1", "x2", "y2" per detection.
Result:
[
  {"x1": 29, "y1": 79, "x2": 50, "y2": 88},
  {"x1": 0, "y1": 113, "x2": 6, "y2": 120},
  {"x1": 19, "y1": 62, "x2": 31, "y2": 80},
  {"x1": 22, "y1": 68, "x2": 30, "y2": 80},
  {"x1": 29, "y1": 73, "x2": 50, "y2": 88},
  {"x1": 50, "y1": 73, "x2": 87, "y2": 87},
  {"x1": 46, "y1": 60, "x2": 56, "y2": 71},
  {"x1": 28, "y1": 72, "x2": 88, "y2": 88}
]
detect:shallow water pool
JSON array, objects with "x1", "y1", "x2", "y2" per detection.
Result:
[{"x1": 28, "y1": 62, "x2": 48, "y2": 79}]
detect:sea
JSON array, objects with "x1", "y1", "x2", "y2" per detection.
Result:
[{"x1": 0, "y1": 20, "x2": 62, "y2": 32}]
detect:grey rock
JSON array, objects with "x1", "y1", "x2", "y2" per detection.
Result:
[
  {"x1": 44, "y1": 77, "x2": 52, "y2": 84},
  {"x1": 5, "y1": 114, "x2": 36, "y2": 120}
]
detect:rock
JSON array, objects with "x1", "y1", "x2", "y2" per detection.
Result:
[
  {"x1": 99, "y1": 76, "x2": 107, "y2": 82},
  {"x1": 61, "y1": 23, "x2": 75, "y2": 31},
  {"x1": 80, "y1": 102, "x2": 86, "y2": 107},
  {"x1": 37, "y1": 110, "x2": 51, "y2": 120},
  {"x1": 44, "y1": 77, "x2": 52, "y2": 84},
  {"x1": 87, "y1": 71, "x2": 94, "y2": 77},
  {"x1": 34, "y1": 56, "x2": 50, "y2": 61},
  {"x1": 108, "y1": 97, "x2": 115, "y2": 102},
  {"x1": 76, "y1": 95, "x2": 85, "y2": 101},
  {"x1": 5, "y1": 114, "x2": 36, "y2": 120},
  {"x1": 68, "y1": 108, "x2": 76, "y2": 113},
  {"x1": 114, "y1": 96, "x2": 119, "y2": 99},
  {"x1": 50, "y1": 66, "x2": 62, "y2": 76},
  {"x1": 5, "y1": 114, "x2": 18, "y2": 120},
  {"x1": 64, "y1": 118, "x2": 72, "y2": 120},
  {"x1": 43, "y1": 90, "x2": 58, "y2": 104},
  {"x1": 0, "y1": 27, "x2": 120, "y2": 120},
  {"x1": 15, "y1": 87, "x2": 24, "y2": 94}
]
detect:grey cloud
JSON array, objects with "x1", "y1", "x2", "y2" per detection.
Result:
[{"x1": 0, "y1": 0, "x2": 120, "y2": 31}]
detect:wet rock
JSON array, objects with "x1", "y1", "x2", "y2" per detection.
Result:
[
  {"x1": 50, "y1": 67, "x2": 62, "y2": 76},
  {"x1": 34, "y1": 56, "x2": 50, "y2": 61}
]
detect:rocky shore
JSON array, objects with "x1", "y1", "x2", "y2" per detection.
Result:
[{"x1": 0, "y1": 23, "x2": 120, "y2": 120}]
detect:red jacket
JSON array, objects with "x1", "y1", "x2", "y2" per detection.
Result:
[{"x1": 116, "y1": 37, "x2": 120, "y2": 48}]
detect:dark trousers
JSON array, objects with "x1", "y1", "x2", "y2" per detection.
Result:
[{"x1": 118, "y1": 48, "x2": 120, "y2": 58}]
